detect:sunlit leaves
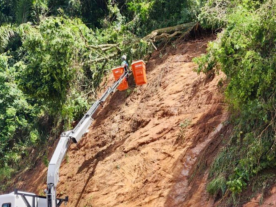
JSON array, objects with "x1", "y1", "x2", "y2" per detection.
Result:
[
  {"x1": 198, "y1": 0, "x2": 276, "y2": 197},
  {"x1": 17, "y1": 17, "x2": 92, "y2": 104},
  {"x1": 0, "y1": 54, "x2": 38, "y2": 181}
]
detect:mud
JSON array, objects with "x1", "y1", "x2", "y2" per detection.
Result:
[{"x1": 11, "y1": 35, "x2": 231, "y2": 207}]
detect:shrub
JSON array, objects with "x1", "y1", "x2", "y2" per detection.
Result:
[{"x1": 196, "y1": 0, "x2": 276, "y2": 197}]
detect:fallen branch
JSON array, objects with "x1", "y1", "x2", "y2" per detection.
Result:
[
  {"x1": 143, "y1": 22, "x2": 197, "y2": 42},
  {"x1": 88, "y1": 44, "x2": 121, "y2": 52},
  {"x1": 85, "y1": 22, "x2": 197, "y2": 64},
  {"x1": 86, "y1": 52, "x2": 118, "y2": 64}
]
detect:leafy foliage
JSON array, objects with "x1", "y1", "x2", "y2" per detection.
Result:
[
  {"x1": 198, "y1": 0, "x2": 263, "y2": 29},
  {"x1": 0, "y1": 55, "x2": 40, "y2": 182},
  {"x1": 15, "y1": 0, "x2": 32, "y2": 24},
  {"x1": 125, "y1": 0, "x2": 201, "y2": 36},
  {"x1": 207, "y1": 175, "x2": 227, "y2": 195},
  {"x1": 17, "y1": 17, "x2": 92, "y2": 103},
  {"x1": 0, "y1": 0, "x2": 15, "y2": 24},
  {"x1": 196, "y1": 0, "x2": 276, "y2": 201},
  {"x1": 0, "y1": 0, "x2": 199, "y2": 192},
  {"x1": 0, "y1": 25, "x2": 16, "y2": 53}
]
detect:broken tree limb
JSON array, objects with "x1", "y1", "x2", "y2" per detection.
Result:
[
  {"x1": 150, "y1": 40, "x2": 157, "y2": 50},
  {"x1": 88, "y1": 44, "x2": 121, "y2": 52},
  {"x1": 85, "y1": 22, "x2": 197, "y2": 65},
  {"x1": 143, "y1": 22, "x2": 197, "y2": 42},
  {"x1": 86, "y1": 52, "x2": 118, "y2": 64}
]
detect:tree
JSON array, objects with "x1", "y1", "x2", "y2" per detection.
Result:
[{"x1": 0, "y1": 54, "x2": 38, "y2": 182}]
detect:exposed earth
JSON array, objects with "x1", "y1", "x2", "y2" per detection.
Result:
[{"x1": 11, "y1": 35, "x2": 234, "y2": 206}]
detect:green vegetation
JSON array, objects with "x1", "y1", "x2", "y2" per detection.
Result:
[
  {"x1": 175, "y1": 119, "x2": 191, "y2": 145},
  {"x1": 0, "y1": 0, "x2": 201, "y2": 190},
  {"x1": 125, "y1": 0, "x2": 202, "y2": 36},
  {"x1": 2, "y1": 0, "x2": 275, "y2": 204},
  {"x1": 1, "y1": 0, "x2": 275, "y2": 205},
  {"x1": 195, "y1": 0, "x2": 276, "y2": 204},
  {"x1": 0, "y1": 54, "x2": 39, "y2": 183}
]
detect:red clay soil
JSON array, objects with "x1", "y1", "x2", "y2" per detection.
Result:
[
  {"x1": 11, "y1": 35, "x2": 230, "y2": 206},
  {"x1": 243, "y1": 184, "x2": 276, "y2": 207}
]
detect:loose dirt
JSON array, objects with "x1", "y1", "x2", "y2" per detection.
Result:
[{"x1": 12, "y1": 35, "x2": 230, "y2": 206}]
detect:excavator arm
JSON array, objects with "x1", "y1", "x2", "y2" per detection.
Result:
[
  {"x1": 46, "y1": 72, "x2": 128, "y2": 207},
  {"x1": 0, "y1": 60, "x2": 147, "y2": 207}
]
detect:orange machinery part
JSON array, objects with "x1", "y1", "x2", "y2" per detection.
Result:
[
  {"x1": 131, "y1": 60, "x2": 147, "y2": 85},
  {"x1": 112, "y1": 66, "x2": 129, "y2": 91}
]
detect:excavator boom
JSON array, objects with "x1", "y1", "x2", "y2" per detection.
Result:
[
  {"x1": 0, "y1": 59, "x2": 147, "y2": 207},
  {"x1": 0, "y1": 71, "x2": 128, "y2": 207},
  {"x1": 45, "y1": 71, "x2": 128, "y2": 207}
]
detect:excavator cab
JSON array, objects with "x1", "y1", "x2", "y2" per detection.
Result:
[
  {"x1": 0, "y1": 191, "x2": 42, "y2": 207},
  {"x1": 0, "y1": 193, "x2": 14, "y2": 207},
  {"x1": 0, "y1": 190, "x2": 68, "y2": 207}
]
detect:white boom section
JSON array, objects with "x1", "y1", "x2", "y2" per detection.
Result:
[{"x1": 46, "y1": 71, "x2": 128, "y2": 207}]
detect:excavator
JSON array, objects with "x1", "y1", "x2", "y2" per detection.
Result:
[{"x1": 0, "y1": 60, "x2": 147, "y2": 207}]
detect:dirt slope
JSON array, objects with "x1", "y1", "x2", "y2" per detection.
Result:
[{"x1": 13, "y1": 35, "x2": 229, "y2": 206}]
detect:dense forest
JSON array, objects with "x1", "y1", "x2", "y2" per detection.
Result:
[{"x1": 1, "y1": 0, "x2": 276, "y2": 205}]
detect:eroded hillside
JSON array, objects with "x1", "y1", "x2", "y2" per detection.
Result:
[{"x1": 13, "y1": 35, "x2": 229, "y2": 207}]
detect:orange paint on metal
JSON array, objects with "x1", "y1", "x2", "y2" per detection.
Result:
[
  {"x1": 112, "y1": 66, "x2": 129, "y2": 91},
  {"x1": 131, "y1": 60, "x2": 147, "y2": 85}
]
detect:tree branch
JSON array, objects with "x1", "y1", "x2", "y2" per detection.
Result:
[
  {"x1": 86, "y1": 52, "x2": 118, "y2": 64},
  {"x1": 143, "y1": 22, "x2": 197, "y2": 42}
]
